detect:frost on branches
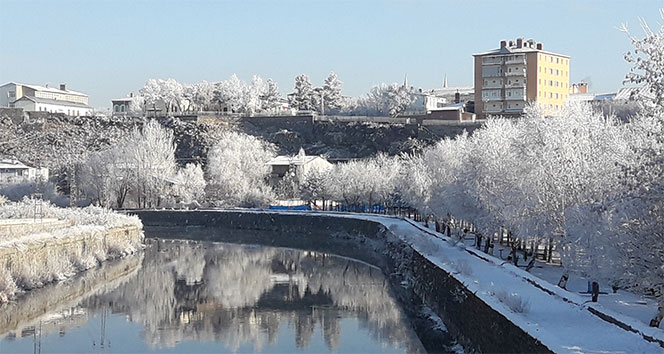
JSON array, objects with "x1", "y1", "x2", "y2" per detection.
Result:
[
  {"x1": 206, "y1": 131, "x2": 277, "y2": 207},
  {"x1": 79, "y1": 120, "x2": 205, "y2": 208}
]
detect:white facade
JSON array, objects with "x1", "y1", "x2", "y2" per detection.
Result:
[
  {"x1": 0, "y1": 82, "x2": 91, "y2": 115},
  {"x1": 266, "y1": 149, "x2": 333, "y2": 186},
  {"x1": 13, "y1": 96, "x2": 91, "y2": 116},
  {"x1": 0, "y1": 159, "x2": 49, "y2": 185}
]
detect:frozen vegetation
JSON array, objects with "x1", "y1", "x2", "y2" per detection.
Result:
[{"x1": 0, "y1": 198, "x2": 143, "y2": 302}]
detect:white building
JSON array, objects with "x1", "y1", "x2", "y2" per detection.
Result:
[
  {"x1": 266, "y1": 149, "x2": 333, "y2": 186},
  {"x1": 0, "y1": 159, "x2": 49, "y2": 185},
  {"x1": 0, "y1": 82, "x2": 92, "y2": 116}
]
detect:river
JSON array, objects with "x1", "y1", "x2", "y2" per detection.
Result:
[{"x1": 0, "y1": 239, "x2": 425, "y2": 353}]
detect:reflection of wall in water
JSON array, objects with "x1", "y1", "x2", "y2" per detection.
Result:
[{"x1": 77, "y1": 240, "x2": 418, "y2": 352}]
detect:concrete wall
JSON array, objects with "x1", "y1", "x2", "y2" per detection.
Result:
[{"x1": 133, "y1": 210, "x2": 552, "y2": 353}]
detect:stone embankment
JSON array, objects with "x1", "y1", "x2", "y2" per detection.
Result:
[
  {"x1": 0, "y1": 218, "x2": 143, "y2": 302},
  {"x1": 132, "y1": 209, "x2": 664, "y2": 354},
  {"x1": 133, "y1": 210, "x2": 548, "y2": 353}
]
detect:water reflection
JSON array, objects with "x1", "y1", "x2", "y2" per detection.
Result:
[{"x1": 0, "y1": 239, "x2": 424, "y2": 353}]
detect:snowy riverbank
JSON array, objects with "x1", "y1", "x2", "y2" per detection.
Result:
[
  {"x1": 145, "y1": 209, "x2": 663, "y2": 353},
  {"x1": 0, "y1": 199, "x2": 144, "y2": 302}
]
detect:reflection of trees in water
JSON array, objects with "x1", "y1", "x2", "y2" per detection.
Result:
[{"x1": 80, "y1": 240, "x2": 422, "y2": 353}]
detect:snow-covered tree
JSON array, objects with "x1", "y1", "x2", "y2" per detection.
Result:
[
  {"x1": 300, "y1": 165, "x2": 332, "y2": 208},
  {"x1": 290, "y1": 74, "x2": 314, "y2": 111},
  {"x1": 620, "y1": 10, "x2": 664, "y2": 108},
  {"x1": 322, "y1": 72, "x2": 343, "y2": 113},
  {"x1": 126, "y1": 120, "x2": 177, "y2": 208},
  {"x1": 140, "y1": 79, "x2": 162, "y2": 114},
  {"x1": 172, "y1": 163, "x2": 206, "y2": 205},
  {"x1": 261, "y1": 78, "x2": 281, "y2": 112},
  {"x1": 206, "y1": 131, "x2": 276, "y2": 207}
]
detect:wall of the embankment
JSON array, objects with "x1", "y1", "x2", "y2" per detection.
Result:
[
  {"x1": 0, "y1": 225, "x2": 142, "y2": 275},
  {"x1": 133, "y1": 209, "x2": 552, "y2": 353}
]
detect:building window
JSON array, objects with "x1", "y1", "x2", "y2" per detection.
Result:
[
  {"x1": 556, "y1": 58, "x2": 559, "y2": 63},
  {"x1": 555, "y1": 93, "x2": 559, "y2": 99}
]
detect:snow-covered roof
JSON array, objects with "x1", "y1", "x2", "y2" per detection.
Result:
[
  {"x1": 430, "y1": 103, "x2": 465, "y2": 111},
  {"x1": 14, "y1": 96, "x2": 91, "y2": 108},
  {"x1": 0, "y1": 159, "x2": 31, "y2": 170},
  {"x1": 473, "y1": 44, "x2": 569, "y2": 58},
  {"x1": 614, "y1": 86, "x2": 653, "y2": 101},
  {"x1": 428, "y1": 86, "x2": 474, "y2": 96},
  {"x1": 1, "y1": 81, "x2": 88, "y2": 97},
  {"x1": 266, "y1": 155, "x2": 322, "y2": 166}
]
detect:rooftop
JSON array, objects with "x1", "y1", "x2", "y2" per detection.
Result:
[
  {"x1": 473, "y1": 38, "x2": 570, "y2": 58},
  {"x1": 1, "y1": 82, "x2": 88, "y2": 97},
  {"x1": 266, "y1": 155, "x2": 321, "y2": 166},
  {"x1": 0, "y1": 159, "x2": 31, "y2": 170},
  {"x1": 14, "y1": 96, "x2": 91, "y2": 108}
]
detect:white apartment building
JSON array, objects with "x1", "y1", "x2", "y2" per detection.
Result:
[{"x1": 0, "y1": 82, "x2": 92, "y2": 116}]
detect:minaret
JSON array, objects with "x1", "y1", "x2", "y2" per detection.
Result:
[
  {"x1": 403, "y1": 74, "x2": 409, "y2": 88},
  {"x1": 443, "y1": 74, "x2": 448, "y2": 88}
]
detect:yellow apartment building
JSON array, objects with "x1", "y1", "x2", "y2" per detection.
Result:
[{"x1": 473, "y1": 38, "x2": 570, "y2": 118}]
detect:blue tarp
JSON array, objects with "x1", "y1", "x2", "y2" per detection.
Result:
[{"x1": 268, "y1": 205, "x2": 311, "y2": 210}]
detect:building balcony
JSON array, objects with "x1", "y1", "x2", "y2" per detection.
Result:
[
  {"x1": 484, "y1": 106, "x2": 504, "y2": 113},
  {"x1": 505, "y1": 82, "x2": 526, "y2": 88},
  {"x1": 505, "y1": 70, "x2": 526, "y2": 76},
  {"x1": 504, "y1": 107, "x2": 524, "y2": 113},
  {"x1": 481, "y1": 72, "x2": 503, "y2": 78},
  {"x1": 482, "y1": 58, "x2": 504, "y2": 65},
  {"x1": 482, "y1": 96, "x2": 505, "y2": 101},
  {"x1": 505, "y1": 58, "x2": 526, "y2": 65},
  {"x1": 505, "y1": 95, "x2": 527, "y2": 101},
  {"x1": 483, "y1": 82, "x2": 503, "y2": 88}
]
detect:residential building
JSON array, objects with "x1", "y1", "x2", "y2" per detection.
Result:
[
  {"x1": 0, "y1": 159, "x2": 49, "y2": 185},
  {"x1": 266, "y1": 148, "x2": 332, "y2": 186},
  {"x1": 0, "y1": 82, "x2": 92, "y2": 116},
  {"x1": 112, "y1": 93, "x2": 144, "y2": 117},
  {"x1": 421, "y1": 102, "x2": 476, "y2": 121},
  {"x1": 473, "y1": 38, "x2": 570, "y2": 118}
]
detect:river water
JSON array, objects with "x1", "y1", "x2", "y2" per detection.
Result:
[{"x1": 0, "y1": 239, "x2": 425, "y2": 353}]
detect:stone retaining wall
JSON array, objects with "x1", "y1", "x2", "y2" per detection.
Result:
[
  {"x1": 0, "y1": 225, "x2": 142, "y2": 276},
  {"x1": 133, "y1": 210, "x2": 551, "y2": 353}
]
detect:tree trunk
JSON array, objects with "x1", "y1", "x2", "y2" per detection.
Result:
[
  {"x1": 557, "y1": 269, "x2": 570, "y2": 290},
  {"x1": 649, "y1": 307, "x2": 664, "y2": 328},
  {"x1": 591, "y1": 281, "x2": 600, "y2": 302}
]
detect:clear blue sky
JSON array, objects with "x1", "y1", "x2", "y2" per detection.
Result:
[{"x1": 1, "y1": 0, "x2": 662, "y2": 108}]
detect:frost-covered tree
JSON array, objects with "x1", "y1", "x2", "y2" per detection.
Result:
[
  {"x1": 300, "y1": 165, "x2": 332, "y2": 208},
  {"x1": 206, "y1": 131, "x2": 276, "y2": 207},
  {"x1": 261, "y1": 78, "x2": 281, "y2": 112},
  {"x1": 290, "y1": 74, "x2": 314, "y2": 111},
  {"x1": 620, "y1": 10, "x2": 664, "y2": 108},
  {"x1": 140, "y1": 79, "x2": 162, "y2": 114},
  {"x1": 322, "y1": 72, "x2": 343, "y2": 113},
  {"x1": 353, "y1": 83, "x2": 415, "y2": 117},
  {"x1": 172, "y1": 163, "x2": 206, "y2": 205},
  {"x1": 127, "y1": 120, "x2": 177, "y2": 208}
]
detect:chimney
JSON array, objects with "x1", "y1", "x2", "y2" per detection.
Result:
[
  {"x1": 130, "y1": 92, "x2": 134, "y2": 98},
  {"x1": 59, "y1": 83, "x2": 66, "y2": 91},
  {"x1": 454, "y1": 92, "x2": 460, "y2": 104},
  {"x1": 516, "y1": 38, "x2": 523, "y2": 48},
  {"x1": 500, "y1": 40, "x2": 507, "y2": 49},
  {"x1": 536, "y1": 43, "x2": 543, "y2": 50},
  {"x1": 508, "y1": 40, "x2": 514, "y2": 47}
]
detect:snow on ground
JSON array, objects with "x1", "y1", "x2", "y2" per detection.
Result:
[{"x1": 229, "y1": 209, "x2": 664, "y2": 353}]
